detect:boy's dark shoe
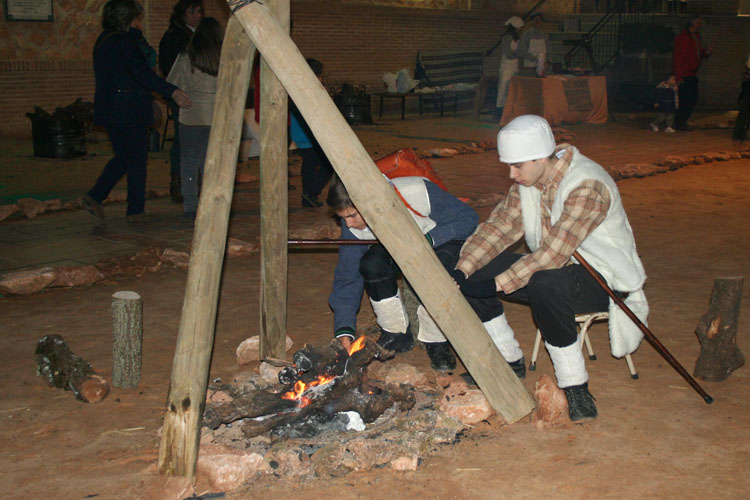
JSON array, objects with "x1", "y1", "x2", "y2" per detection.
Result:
[
  {"x1": 508, "y1": 357, "x2": 526, "y2": 379},
  {"x1": 425, "y1": 341, "x2": 456, "y2": 371},
  {"x1": 563, "y1": 382, "x2": 598, "y2": 422},
  {"x1": 376, "y1": 328, "x2": 414, "y2": 353}
]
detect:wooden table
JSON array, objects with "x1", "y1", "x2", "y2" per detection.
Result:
[{"x1": 500, "y1": 75, "x2": 608, "y2": 126}]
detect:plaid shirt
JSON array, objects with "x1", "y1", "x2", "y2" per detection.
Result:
[{"x1": 456, "y1": 145, "x2": 611, "y2": 294}]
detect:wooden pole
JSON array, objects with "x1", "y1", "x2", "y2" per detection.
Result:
[
  {"x1": 231, "y1": 1, "x2": 534, "y2": 423},
  {"x1": 111, "y1": 290, "x2": 142, "y2": 388},
  {"x1": 158, "y1": 17, "x2": 257, "y2": 480},
  {"x1": 258, "y1": 0, "x2": 290, "y2": 361}
]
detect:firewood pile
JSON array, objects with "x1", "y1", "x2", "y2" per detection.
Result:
[{"x1": 198, "y1": 337, "x2": 467, "y2": 486}]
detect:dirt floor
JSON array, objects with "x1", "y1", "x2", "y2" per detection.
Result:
[{"x1": 1, "y1": 112, "x2": 749, "y2": 499}]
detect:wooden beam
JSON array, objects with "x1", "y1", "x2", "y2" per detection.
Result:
[
  {"x1": 259, "y1": 0, "x2": 290, "y2": 360},
  {"x1": 158, "y1": 16, "x2": 257, "y2": 481},
  {"x1": 231, "y1": 2, "x2": 535, "y2": 423}
]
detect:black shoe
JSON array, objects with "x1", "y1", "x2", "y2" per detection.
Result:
[
  {"x1": 301, "y1": 193, "x2": 323, "y2": 207},
  {"x1": 170, "y1": 173, "x2": 183, "y2": 203},
  {"x1": 563, "y1": 383, "x2": 598, "y2": 423},
  {"x1": 425, "y1": 342, "x2": 456, "y2": 371},
  {"x1": 508, "y1": 357, "x2": 526, "y2": 379},
  {"x1": 81, "y1": 194, "x2": 105, "y2": 222},
  {"x1": 376, "y1": 328, "x2": 414, "y2": 353}
]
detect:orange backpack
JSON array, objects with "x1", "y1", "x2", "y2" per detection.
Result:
[{"x1": 374, "y1": 148, "x2": 448, "y2": 191}]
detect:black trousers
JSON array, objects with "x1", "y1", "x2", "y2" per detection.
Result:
[
  {"x1": 359, "y1": 241, "x2": 504, "y2": 323},
  {"x1": 675, "y1": 76, "x2": 699, "y2": 130},
  {"x1": 300, "y1": 145, "x2": 333, "y2": 198},
  {"x1": 733, "y1": 81, "x2": 750, "y2": 141},
  {"x1": 88, "y1": 124, "x2": 148, "y2": 216},
  {"x1": 469, "y1": 252, "x2": 610, "y2": 347}
]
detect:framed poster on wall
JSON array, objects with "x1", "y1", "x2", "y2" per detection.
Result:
[{"x1": 4, "y1": 0, "x2": 53, "y2": 22}]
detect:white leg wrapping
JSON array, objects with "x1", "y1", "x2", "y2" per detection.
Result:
[
  {"x1": 369, "y1": 292, "x2": 408, "y2": 334},
  {"x1": 483, "y1": 314, "x2": 523, "y2": 363},
  {"x1": 416, "y1": 305, "x2": 447, "y2": 343},
  {"x1": 545, "y1": 337, "x2": 589, "y2": 388}
]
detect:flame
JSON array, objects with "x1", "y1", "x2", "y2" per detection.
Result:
[
  {"x1": 347, "y1": 336, "x2": 367, "y2": 355},
  {"x1": 281, "y1": 374, "x2": 336, "y2": 407}
]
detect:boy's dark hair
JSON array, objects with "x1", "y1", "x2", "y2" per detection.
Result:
[
  {"x1": 102, "y1": 0, "x2": 142, "y2": 32},
  {"x1": 326, "y1": 175, "x2": 353, "y2": 211},
  {"x1": 187, "y1": 17, "x2": 223, "y2": 76},
  {"x1": 306, "y1": 58, "x2": 324, "y2": 77},
  {"x1": 170, "y1": 0, "x2": 203, "y2": 27}
]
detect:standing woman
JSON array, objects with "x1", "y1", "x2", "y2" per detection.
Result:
[
  {"x1": 159, "y1": 0, "x2": 204, "y2": 203},
  {"x1": 167, "y1": 17, "x2": 223, "y2": 219},
  {"x1": 82, "y1": 0, "x2": 191, "y2": 223},
  {"x1": 488, "y1": 16, "x2": 524, "y2": 119}
]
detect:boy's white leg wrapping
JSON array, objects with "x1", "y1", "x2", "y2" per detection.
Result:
[
  {"x1": 370, "y1": 291, "x2": 408, "y2": 334},
  {"x1": 483, "y1": 314, "x2": 523, "y2": 363},
  {"x1": 416, "y1": 305, "x2": 447, "y2": 343},
  {"x1": 545, "y1": 337, "x2": 589, "y2": 388}
]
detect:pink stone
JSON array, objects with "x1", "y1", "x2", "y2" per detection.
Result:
[
  {"x1": 371, "y1": 362, "x2": 428, "y2": 388},
  {"x1": 161, "y1": 248, "x2": 190, "y2": 269},
  {"x1": 43, "y1": 199, "x2": 62, "y2": 211},
  {"x1": 52, "y1": 265, "x2": 105, "y2": 288},
  {"x1": 16, "y1": 198, "x2": 45, "y2": 218},
  {"x1": 259, "y1": 362, "x2": 284, "y2": 384},
  {"x1": 226, "y1": 238, "x2": 259, "y2": 258},
  {"x1": 236, "y1": 335, "x2": 293, "y2": 365},
  {"x1": 206, "y1": 389, "x2": 233, "y2": 404},
  {"x1": 390, "y1": 455, "x2": 419, "y2": 471},
  {"x1": 531, "y1": 374, "x2": 570, "y2": 428},
  {"x1": 197, "y1": 444, "x2": 270, "y2": 491},
  {"x1": 138, "y1": 475, "x2": 193, "y2": 500},
  {"x1": 438, "y1": 379, "x2": 494, "y2": 425},
  {"x1": 0, "y1": 204, "x2": 17, "y2": 222},
  {"x1": 0, "y1": 267, "x2": 57, "y2": 295},
  {"x1": 270, "y1": 449, "x2": 313, "y2": 476}
]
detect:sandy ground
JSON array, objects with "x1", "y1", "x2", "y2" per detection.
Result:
[{"x1": 1, "y1": 113, "x2": 749, "y2": 499}]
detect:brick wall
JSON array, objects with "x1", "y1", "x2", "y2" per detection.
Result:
[{"x1": 0, "y1": 0, "x2": 746, "y2": 137}]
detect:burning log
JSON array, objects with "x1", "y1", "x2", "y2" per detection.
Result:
[
  {"x1": 35, "y1": 334, "x2": 110, "y2": 403},
  {"x1": 203, "y1": 337, "x2": 415, "y2": 438}
]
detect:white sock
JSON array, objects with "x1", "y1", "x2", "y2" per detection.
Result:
[
  {"x1": 483, "y1": 314, "x2": 523, "y2": 363},
  {"x1": 369, "y1": 292, "x2": 408, "y2": 334},
  {"x1": 416, "y1": 305, "x2": 447, "y2": 343},
  {"x1": 545, "y1": 337, "x2": 589, "y2": 388}
]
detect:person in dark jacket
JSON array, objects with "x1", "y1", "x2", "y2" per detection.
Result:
[
  {"x1": 672, "y1": 16, "x2": 711, "y2": 131},
  {"x1": 81, "y1": 0, "x2": 191, "y2": 223},
  {"x1": 159, "y1": 0, "x2": 203, "y2": 202}
]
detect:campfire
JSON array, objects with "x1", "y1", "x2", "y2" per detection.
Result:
[{"x1": 203, "y1": 337, "x2": 416, "y2": 438}]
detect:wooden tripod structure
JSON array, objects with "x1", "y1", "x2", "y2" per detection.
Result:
[{"x1": 158, "y1": 0, "x2": 534, "y2": 481}]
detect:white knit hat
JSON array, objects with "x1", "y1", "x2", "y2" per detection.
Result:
[
  {"x1": 504, "y1": 16, "x2": 524, "y2": 29},
  {"x1": 497, "y1": 114, "x2": 556, "y2": 163}
]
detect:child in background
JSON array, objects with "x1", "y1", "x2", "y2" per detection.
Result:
[
  {"x1": 651, "y1": 74, "x2": 678, "y2": 133},
  {"x1": 290, "y1": 58, "x2": 334, "y2": 207}
]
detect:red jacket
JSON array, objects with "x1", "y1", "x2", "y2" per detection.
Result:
[{"x1": 672, "y1": 29, "x2": 709, "y2": 82}]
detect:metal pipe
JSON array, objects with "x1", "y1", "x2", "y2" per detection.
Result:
[
  {"x1": 288, "y1": 239, "x2": 377, "y2": 246},
  {"x1": 573, "y1": 250, "x2": 713, "y2": 404}
]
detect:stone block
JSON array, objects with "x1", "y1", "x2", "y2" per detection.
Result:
[
  {"x1": 390, "y1": 454, "x2": 419, "y2": 471},
  {"x1": 438, "y1": 379, "x2": 493, "y2": 425},
  {"x1": 236, "y1": 335, "x2": 293, "y2": 365},
  {"x1": 226, "y1": 238, "x2": 259, "y2": 258},
  {"x1": 161, "y1": 248, "x2": 190, "y2": 269},
  {"x1": 197, "y1": 444, "x2": 270, "y2": 491},
  {"x1": 16, "y1": 197, "x2": 45, "y2": 218},
  {"x1": 52, "y1": 265, "x2": 105, "y2": 288},
  {"x1": 0, "y1": 204, "x2": 17, "y2": 222},
  {"x1": 0, "y1": 267, "x2": 57, "y2": 295},
  {"x1": 531, "y1": 374, "x2": 569, "y2": 428}
]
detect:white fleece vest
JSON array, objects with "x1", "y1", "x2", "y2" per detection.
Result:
[
  {"x1": 518, "y1": 146, "x2": 648, "y2": 357},
  {"x1": 349, "y1": 177, "x2": 436, "y2": 240}
]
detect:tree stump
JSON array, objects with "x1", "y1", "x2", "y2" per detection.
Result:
[
  {"x1": 694, "y1": 277, "x2": 745, "y2": 382},
  {"x1": 112, "y1": 291, "x2": 143, "y2": 388},
  {"x1": 35, "y1": 334, "x2": 109, "y2": 402}
]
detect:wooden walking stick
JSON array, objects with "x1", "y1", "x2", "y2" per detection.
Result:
[{"x1": 572, "y1": 250, "x2": 714, "y2": 404}]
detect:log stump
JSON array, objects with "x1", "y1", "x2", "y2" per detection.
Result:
[
  {"x1": 35, "y1": 334, "x2": 109, "y2": 402},
  {"x1": 694, "y1": 277, "x2": 745, "y2": 382},
  {"x1": 112, "y1": 291, "x2": 143, "y2": 388}
]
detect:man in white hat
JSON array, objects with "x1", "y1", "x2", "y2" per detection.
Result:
[{"x1": 450, "y1": 115, "x2": 649, "y2": 422}]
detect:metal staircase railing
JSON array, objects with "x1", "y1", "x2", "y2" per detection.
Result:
[{"x1": 564, "y1": 5, "x2": 654, "y2": 74}]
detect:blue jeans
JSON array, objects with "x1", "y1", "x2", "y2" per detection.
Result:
[
  {"x1": 88, "y1": 124, "x2": 148, "y2": 216},
  {"x1": 179, "y1": 124, "x2": 210, "y2": 214}
]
